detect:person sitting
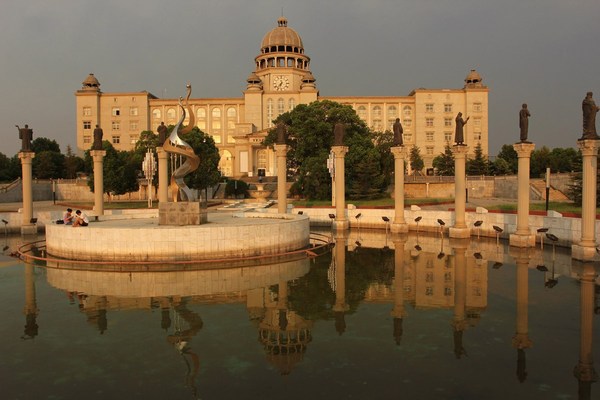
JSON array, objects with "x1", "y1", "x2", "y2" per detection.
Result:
[
  {"x1": 72, "y1": 210, "x2": 89, "y2": 227},
  {"x1": 63, "y1": 208, "x2": 74, "y2": 225}
]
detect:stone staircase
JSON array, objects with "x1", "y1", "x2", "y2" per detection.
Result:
[{"x1": 530, "y1": 179, "x2": 570, "y2": 201}]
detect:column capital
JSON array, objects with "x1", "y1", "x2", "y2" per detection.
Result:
[
  {"x1": 90, "y1": 150, "x2": 107, "y2": 159},
  {"x1": 577, "y1": 138, "x2": 600, "y2": 156},
  {"x1": 513, "y1": 142, "x2": 535, "y2": 156},
  {"x1": 391, "y1": 145, "x2": 407, "y2": 159},
  {"x1": 156, "y1": 147, "x2": 167, "y2": 156},
  {"x1": 331, "y1": 145, "x2": 349, "y2": 157},
  {"x1": 451, "y1": 144, "x2": 469, "y2": 157},
  {"x1": 274, "y1": 144, "x2": 289, "y2": 155},
  {"x1": 18, "y1": 151, "x2": 35, "y2": 161}
]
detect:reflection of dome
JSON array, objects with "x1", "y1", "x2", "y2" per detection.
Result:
[{"x1": 261, "y1": 17, "x2": 304, "y2": 51}]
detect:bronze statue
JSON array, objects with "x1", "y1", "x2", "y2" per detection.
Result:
[
  {"x1": 157, "y1": 122, "x2": 168, "y2": 146},
  {"x1": 333, "y1": 122, "x2": 346, "y2": 146},
  {"x1": 92, "y1": 125, "x2": 104, "y2": 150},
  {"x1": 582, "y1": 92, "x2": 600, "y2": 139},
  {"x1": 275, "y1": 121, "x2": 287, "y2": 145},
  {"x1": 519, "y1": 104, "x2": 530, "y2": 142},
  {"x1": 393, "y1": 118, "x2": 403, "y2": 146},
  {"x1": 16, "y1": 124, "x2": 33, "y2": 152},
  {"x1": 454, "y1": 112, "x2": 469, "y2": 145}
]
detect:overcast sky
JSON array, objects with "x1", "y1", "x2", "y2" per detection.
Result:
[{"x1": 1, "y1": 0, "x2": 599, "y2": 157}]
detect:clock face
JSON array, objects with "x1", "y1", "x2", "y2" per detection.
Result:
[{"x1": 273, "y1": 75, "x2": 289, "y2": 91}]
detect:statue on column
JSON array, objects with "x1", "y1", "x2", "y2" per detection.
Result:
[
  {"x1": 92, "y1": 125, "x2": 104, "y2": 150},
  {"x1": 582, "y1": 92, "x2": 600, "y2": 139},
  {"x1": 16, "y1": 124, "x2": 33, "y2": 152},
  {"x1": 393, "y1": 118, "x2": 403, "y2": 146},
  {"x1": 519, "y1": 104, "x2": 530, "y2": 142},
  {"x1": 157, "y1": 122, "x2": 168, "y2": 146},
  {"x1": 454, "y1": 112, "x2": 469, "y2": 145},
  {"x1": 333, "y1": 122, "x2": 346, "y2": 146},
  {"x1": 275, "y1": 121, "x2": 287, "y2": 145}
]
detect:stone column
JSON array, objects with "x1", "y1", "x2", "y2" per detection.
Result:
[
  {"x1": 332, "y1": 232, "x2": 349, "y2": 335},
  {"x1": 332, "y1": 146, "x2": 349, "y2": 231},
  {"x1": 274, "y1": 144, "x2": 288, "y2": 214},
  {"x1": 509, "y1": 142, "x2": 536, "y2": 247},
  {"x1": 18, "y1": 152, "x2": 36, "y2": 235},
  {"x1": 573, "y1": 262, "x2": 599, "y2": 387},
  {"x1": 451, "y1": 238, "x2": 470, "y2": 358},
  {"x1": 391, "y1": 146, "x2": 408, "y2": 233},
  {"x1": 391, "y1": 235, "x2": 408, "y2": 345},
  {"x1": 572, "y1": 140, "x2": 600, "y2": 260},
  {"x1": 156, "y1": 147, "x2": 169, "y2": 204},
  {"x1": 91, "y1": 150, "x2": 106, "y2": 216},
  {"x1": 450, "y1": 145, "x2": 469, "y2": 238},
  {"x1": 511, "y1": 248, "x2": 533, "y2": 350}
]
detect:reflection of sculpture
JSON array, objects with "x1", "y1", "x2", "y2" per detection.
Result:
[
  {"x1": 16, "y1": 124, "x2": 33, "y2": 152},
  {"x1": 157, "y1": 122, "x2": 168, "y2": 146},
  {"x1": 333, "y1": 122, "x2": 346, "y2": 146},
  {"x1": 162, "y1": 84, "x2": 200, "y2": 201},
  {"x1": 519, "y1": 104, "x2": 530, "y2": 142},
  {"x1": 393, "y1": 118, "x2": 403, "y2": 146},
  {"x1": 275, "y1": 121, "x2": 287, "y2": 144},
  {"x1": 582, "y1": 92, "x2": 600, "y2": 139},
  {"x1": 454, "y1": 112, "x2": 469, "y2": 145},
  {"x1": 92, "y1": 125, "x2": 104, "y2": 150}
]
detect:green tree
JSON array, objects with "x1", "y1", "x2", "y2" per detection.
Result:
[
  {"x1": 63, "y1": 145, "x2": 85, "y2": 179},
  {"x1": 183, "y1": 127, "x2": 221, "y2": 192},
  {"x1": 489, "y1": 157, "x2": 513, "y2": 175},
  {"x1": 432, "y1": 144, "x2": 455, "y2": 176},
  {"x1": 0, "y1": 153, "x2": 20, "y2": 181},
  {"x1": 530, "y1": 146, "x2": 551, "y2": 178},
  {"x1": 371, "y1": 130, "x2": 395, "y2": 187},
  {"x1": 33, "y1": 151, "x2": 65, "y2": 179},
  {"x1": 86, "y1": 141, "x2": 139, "y2": 197},
  {"x1": 31, "y1": 137, "x2": 61, "y2": 153},
  {"x1": 496, "y1": 144, "x2": 518, "y2": 174},
  {"x1": 466, "y1": 143, "x2": 489, "y2": 175},
  {"x1": 409, "y1": 146, "x2": 424, "y2": 175},
  {"x1": 548, "y1": 147, "x2": 580, "y2": 173}
]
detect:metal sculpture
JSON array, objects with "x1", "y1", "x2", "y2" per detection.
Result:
[{"x1": 163, "y1": 84, "x2": 200, "y2": 202}]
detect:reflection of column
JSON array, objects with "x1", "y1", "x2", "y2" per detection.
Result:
[
  {"x1": 450, "y1": 145, "x2": 469, "y2": 238},
  {"x1": 573, "y1": 262, "x2": 598, "y2": 396},
  {"x1": 510, "y1": 143, "x2": 536, "y2": 247},
  {"x1": 511, "y1": 248, "x2": 533, "y2": 382},
  {"x1": 19, "y1": 152, "x2": 36, "y2": 235},
  {"x1": 23, "y1": 264, "x2": 39, "y2": 339},
  {"x1": 332, "y1": 146, "x2": 349, "y2": 231},
  {"x1": 451, "y1": 238, "x2": 469, "y2": 358},
  {"x1": 274, "y1": 144, "x2": 288, "y2": 214},
  {"x1": 333, "y1": 232, "x2": 349, "y2": 335},
  {"x1": 391, "y1": 235, "x2": 408, "y2": 345},
  {"x1": 91, "y1": 150, "x2": 106, "y2": 216},
  {"x1": 573, "y1": 140, "x2": 600, "y2": 260},
  {"x1": 157, "y1": 147, "x2": 169, "y2": 204},
  {"x1": 391, "y1": 146, "x2": 408, "y2": 233}
]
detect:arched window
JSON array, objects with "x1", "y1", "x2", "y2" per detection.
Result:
[
  {"x1": 219, "y1": 150, "x2": 233, "y2": 176},
  {"x1": 212, "y1": 107, "x2": 221, "y2": 130},
  {"x1": 166, "y1": 108, "x2": 176, "y2": 124},
  {"x1": 196, "y1": 108, "x2": 206, "y2": 130},
  {"x1": 152, "y1": 109, "x2": 161, "y2": 120},
  {"x1": 357, "y1": 105, "x2": 367, "y2": 120},
  {"x1": 267, "y1": 99, "x2": 274, "y2": 128},
  {"x1": 372, "y1": 105, "x2": 382, "y2": 118},
  {"x1": 227, "y1": 107, "x2": 237, "y2": 143},
  {"x1": 289, "y1": 98, "x2": 296, "y2": 110},
  {"x1": 257, "y1": 150, "x2": 267, "y2": 169},
  {"x1": 403, "y1": 105, "x2": 412, "y2": 117},
  {"x1": 278, "y1": 98, "x2": 285, "y2": 115}
]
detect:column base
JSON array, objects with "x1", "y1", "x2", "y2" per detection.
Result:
[
  {"x1": 573, "y1": 363, "x2": 598, "y2": 382},
  {"x1": 509, "y1": 233, "x2": 536, "y2": 247},
  {"x1": 571, "y1": 244, "x2": 597, "y2": 261},
  {"x1": 333, "y1": 219, "x2": 350, "y2": 231},
  {"x1": 390, "y1": 222, "x2": 408, "y2": 233},
  {"x1": 21, "y1": 224, "x2": 37, "y2": 235},
  {"x1": 449, "y1": 227, "x2": 470, "y2": 239},
  {"x1": 512, "y1": 334, "x2": 533, "y2": 350}
]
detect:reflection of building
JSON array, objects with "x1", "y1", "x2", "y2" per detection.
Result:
[{"x1": 75, "y1": 17, "x2": 488, "y2": 175}]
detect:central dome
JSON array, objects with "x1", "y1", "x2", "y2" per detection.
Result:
[{"x1": 261, "y1": 17, "x2": 304, "y2": 51}]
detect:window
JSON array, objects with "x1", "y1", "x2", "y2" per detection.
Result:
[
  {"x1": 112, "y1": 107, "x2": 120, "y2": 116},
  {"x1": 130, "y1": 107, "x2": 138, "y2": 116},
  {"x1": 267, "y1": 99, "x2": 274, "y2": 128},
  {"x1": 403, "y1": 118, "x2": 412, "y2": 127},
  {"x1": 212, "y1": 108, "x2": 221, "y2": 130},
  {"x1": 278, "y1": 98, "x2": 285, "y2": 115},
  {"x1": 473, "y1": 117, "x2": 481, "y2": 127},
  {"x1": 403, "y1": 105, "x2": 412, "y2": 117},
  {"x1": 111, "y1": 121, "x2": 120, "y2": 130},
  {"x1": 425, "y1": 272, "x2": 434, "y2": 283},
  {"x1": 83, "y1": 107, "x2": 92, "y2": 116},
  {"x1": 426, "y1": 132, "x2": 434, "y2": 141},
  {"x1": 167, "y1": 108, "x2": 176, "y2": 122},
  {"x1": 425, "y1": 103, "x2": 434, "y2": 113},
  {"x1": 444, "y1": 103, "x2": 453, "y2": 113},
  {"x1": 372, "y1": 120, "x2": 382, "y2": 131},
  {"x1": 83, "y1": 136, "x2": 91, "y2": 144},
  {"x1": 83, "y1": 121, "x2": 91, "y2": 130},
  {"x1": 196, "y1": 108, "x2": 206, "y2": 130},
  {"x1": 473, "y1": 102, "x2": 482, "y2": 112},
  {"x1": 426, "y1": 146, "x2": 434, "y2": 155},
  {"x1": 387, "y1": 105, "x2": 398, "y2": 118},
  {"x1": 474, "y1": 132, "x2": 482, "y2": 141},
  {"x1": 152, "y1": 109, "x2": 161, "y2": 120},
  {"x1": 112, "y1": 136, "x2": 120, "y2": 144},
  {"x1": 426, "y1": 118, "x2": 434, "y2": 127},
  {"x1": 425, "y1": 287, "x2": 433, "y2": 296},
  {"x1": 444, "y1": 287, "x2": 453, "y2": 296},
  {"x1": 130, "y1": 135, "x2": 139, "y2": 145},
  {"x1": 372, "y1": 105, "x2": 382, "y2": 118},
  {"x1": 404, "y1": 133, "x2": 412, "y2": 142},
  {"x1": 212, "y1": 134, "x2": 221, "y2": 143},
  {"x1": 444, "y1": 118, "x2": 452, "y2": 127},
  {"x1": 129, "y1": 121, "x2": 138, "y2": 131},
  {"x1": 289, "y1": 98, "x2": 296, "y2": 110},
  {"x1": 357, "y1": 105, "x2": 367, "y2": 120},
  {"x1": 444, "y1": 132, "x2": 452, "y2": 142},
  {"x1": 257, "y1": 150, "x2": 267, "y2": 169}
]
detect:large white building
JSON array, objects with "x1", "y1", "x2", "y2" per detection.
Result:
[{"x1": 75, "y1": 16, "x2": 488, "y2": 177}]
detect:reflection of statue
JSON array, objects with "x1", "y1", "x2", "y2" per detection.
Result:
[
  {"x1": 157, "y1": 122, "x2": 168, "y2": 146},
  {"x1": 519, "y1": 104, "x2": 530, "y2": 142},
  {"x1": 275, "y1": 121, "x2": 287, "y2": 145},
  {"x1": 582, "y1": 92, "x2": 600, "y2": 139},
  {"x1": 92, "y1": 125, "x2": 104, "y2": 150},
  {"x1": 16, "y1": 124, "x2": 33, "y2": 152},
  {"x1": 333, "y1": 122, "x2": 346, "y2": 146},
  {"x1": 393, "y1": 118, "x2": 403, "y2": 146},
  {"x1": 454, "y1": 112, "x2": 469, "y2": 145}
]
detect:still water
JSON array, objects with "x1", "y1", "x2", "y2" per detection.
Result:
[{"x1": 0, "y1": 230, "x2": 598, "y2": 400}]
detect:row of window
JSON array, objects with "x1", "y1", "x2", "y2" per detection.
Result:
[
  {"x1": 266, "y1": 98, "x2": 296, "y2": 127},
  {"x1": 83, "y1": 121, "x2": 139, "y2": 131},
  {"x1": 425, "y1": 103, "x2": 482, "y2": 113},
  {"x1": 82, "y1": 106, "x2": 139, "y2": 117},
  {"x1": 425, "y1": 117, "x2": 482, "y2": 127}
]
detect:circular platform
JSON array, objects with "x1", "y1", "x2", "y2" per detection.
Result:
[{"x1": 45, "y1": 211, "x2": 310, "y2": 262}]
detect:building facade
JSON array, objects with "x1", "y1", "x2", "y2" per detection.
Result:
[{"x1": 75, "y1": 17, "x2": 488, "y2": 177}]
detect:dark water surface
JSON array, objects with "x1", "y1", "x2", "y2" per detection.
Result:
[{"x1": 0, "y1": 232, "x2": 598, "y2": 400}]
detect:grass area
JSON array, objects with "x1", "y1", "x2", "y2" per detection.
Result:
[
  {"x1": 485, "y1": 201, "x2": 594, "y2": 215},
  {"x1": 58, "y1": 201, "x2": 157, "y2": 210},
  {"x1": 291, "y1": 197, "x2": 453, "y2": 208}
]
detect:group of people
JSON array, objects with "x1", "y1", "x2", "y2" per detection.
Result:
[{"x1": 62, "y1": 208, "x2": 89, "y2": 227}]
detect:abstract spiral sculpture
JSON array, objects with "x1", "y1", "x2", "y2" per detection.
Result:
[{"x1": 163, "y1": 84, "x2": 200, "y2": 202}]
